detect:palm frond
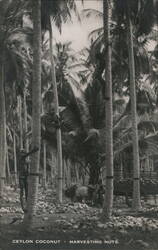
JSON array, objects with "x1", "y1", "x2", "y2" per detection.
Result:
[
  {"x1": 81, "y1": 8, "x2": 103, "y2": 19},
  {"x1": 68, "y1": 82, "x2": 92, "y2": 131},
  {"x1": 41, "y1": 0, "x2": 80, "y2": 31},
  {"x1": 88, "y1": 27, "x2": 103, "y2": 42}
]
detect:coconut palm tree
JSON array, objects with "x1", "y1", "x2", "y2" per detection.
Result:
[
  {"x1": 116, "y1": 0, "x2": 156, "y2": 210},
  {"x1": 23, "y1": 0, "x2": 41, "y2": 226},
  {"x1": 101, "y1": 0, "x2": 113, "y2": 220},
  {"x1": 41, "y1": 0, "x2": 79, "y2": 203},
  {"x1": 125, "y1": 1, "x2": 141, "y2": 210}
]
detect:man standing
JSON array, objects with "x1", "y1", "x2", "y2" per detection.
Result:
[{"x1": 18, "y1": 146, "x2": 39, "y2": 211}]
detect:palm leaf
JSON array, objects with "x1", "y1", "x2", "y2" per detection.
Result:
[
  {"x1": 81, "y1": 8, "x2": 103, "y2": 19},
  {"x1": 41, "y1": 0, "x2": 80, "y2": 31}
]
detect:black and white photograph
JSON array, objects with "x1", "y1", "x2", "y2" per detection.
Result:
[{"x1": 0, "y1": 0, "x2": 158, "y2": 249}]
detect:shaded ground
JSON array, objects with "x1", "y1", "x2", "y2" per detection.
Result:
[{"x1": 0, "y1": 186, "x2": 158, "y2": 250}]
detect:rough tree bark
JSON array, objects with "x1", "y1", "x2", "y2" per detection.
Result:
[
  {"x1": 49, "y1": 17, "x2": 63, "y2": 203},
  {"x1": 23, "y1": 0, "x2": 41, "y2": 227},
  {"x1": 126, "y1": 2, "x2": 141, "y2": 210},
  {"x1": 102, "y1": 0, "x2": 114, "y2": 220}
]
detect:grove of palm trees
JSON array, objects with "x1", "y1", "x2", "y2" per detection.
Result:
[{"x1": 0, "y1": 0, "x2": 158, "y2": 249}]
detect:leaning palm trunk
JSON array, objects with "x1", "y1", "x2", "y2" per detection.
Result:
[
  {"x1": 126, "y1": 4, "x2": 141, "y2": 210},
  {"x1": 49, "y1": 17, "x2": 63, "y2": 203},
  {"x1": 23, "y1": 0, "x2": 41, "y2": 226},
  {"x1": 102, "y1": 0, "x2": 113, "y2": 220},
  {"x1": 0, "y1": 64, "x2": 6, "y2": 197}
]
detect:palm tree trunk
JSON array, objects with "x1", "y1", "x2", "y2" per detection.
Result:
[
  {"x1": 49, "y1": 17, "x2": 63, "y2": 203},
  {"x1": 102, "y1": 0, "x2": 113, "y2": 221},
  {"x1": 6, "y1": 144, "x2": 11, "y2": 184},
  {"x1": 126, "y1": 4, "x2": 141, "y2": 211},
  {"x1": 24, "y1": 88, "x2": 29, "y2": 152},
  {"x1": 62, "y1": 158, "x2": 65, "y2": 187},
  {"x1": 13, "y1": 130, "x2": 18, "y2": 188},
  {"x1": 120, "y1": 156, "x2": 123, "y2": 179},
  {"x1": 43, "y1": 140, "x2": 47, "y2": 190},
  {"x1": 23, "y1": 0, "x2": 41, "y2": 226},
  {"x1": 64, "y1": 159, "x2": 68, "y2": 187},
  {"x1": 0, "y1": 63, "x2": 6, "y2": 197},
  {"x1": 18, "y1": 95, "x2": 23, "y2": 150},
  {"x1": 50, "y1": 150, "x2": 54, "y2": 186}
]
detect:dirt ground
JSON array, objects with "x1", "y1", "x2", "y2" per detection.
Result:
[{"x1": 0, "y1": 186, "x2": 158, "y2": 250}]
